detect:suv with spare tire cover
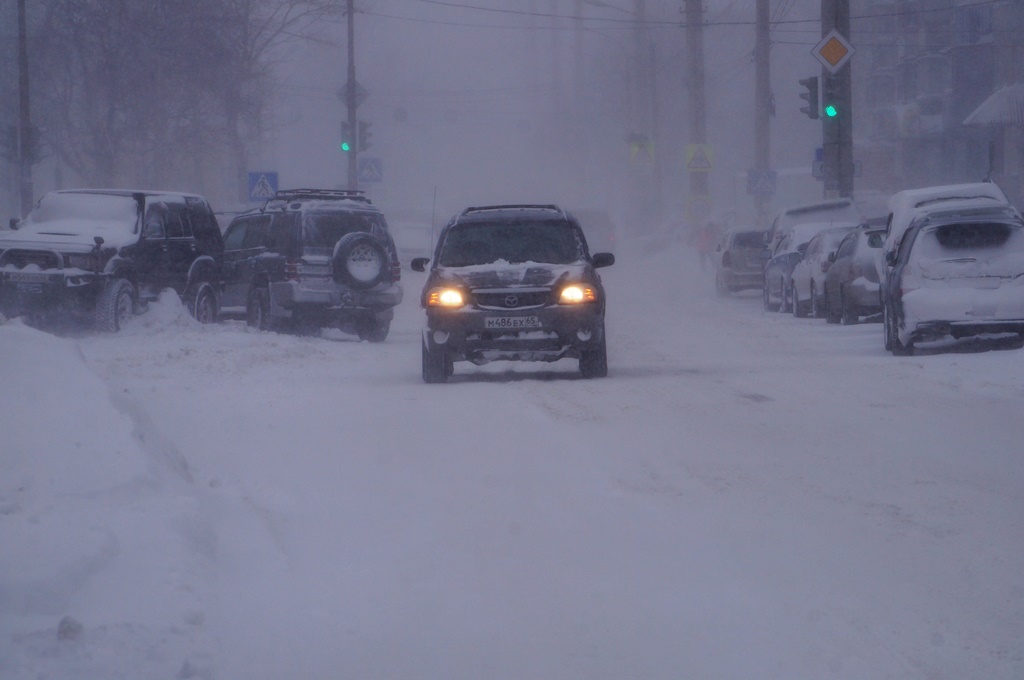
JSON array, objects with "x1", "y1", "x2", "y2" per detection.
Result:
[
  {"x1": 220, "y1": 189, "x2": 402, "y2": 341},
  {"x1": 0, "y1": 189, "x2": 223, "y2": 331},
  {"x1": 411, "y1": 204, "x2": 614, "y2": 382}
]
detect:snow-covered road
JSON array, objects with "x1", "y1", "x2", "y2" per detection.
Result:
[{"x1": 2, "y1": 240, "x2": 1022, "y2": 679}]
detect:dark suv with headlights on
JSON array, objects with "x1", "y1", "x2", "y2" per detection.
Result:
[
  {"x1": 411, "y1": 204, "x2": 615, "y2": 382},
  {"x1": 221, "y1": 189, "x2": 402, "y2": 340},
  {"x1": 0, "y1": 189, "x2": 223, "y2": 331}
]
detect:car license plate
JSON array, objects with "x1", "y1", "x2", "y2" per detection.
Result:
[
  {"x1": 16, "y1": 282, "x2": 43, "y2": 294},
  {"x1": 7, "y1": 272, "x2": 50, "y2": 283},
  {"x1": 485, "y1": 315, "x2": 541, "y2": 330}
]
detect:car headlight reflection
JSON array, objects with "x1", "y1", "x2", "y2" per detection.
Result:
[
  {"x1": 559, "y1": 284, "x2": 597, "y2": 304},
  {"x1": 427, "y1": 287, "x2": 465, "y2": 307}
]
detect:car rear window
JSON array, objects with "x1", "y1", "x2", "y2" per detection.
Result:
[
  {"x1": 301, "y1": 212, "x2": 382, "y2": 254},
  {"x1": 732, "y1": 232, "x2": 765, "y2": 249},
  {"x1": 438, "y1": 221, "x2": 584, "y2": 267},
  {"x1": 912, "y1": 222, "x2": 1024, "y2": 262}
]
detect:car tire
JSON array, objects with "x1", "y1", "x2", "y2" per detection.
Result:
[
  {"x1": 246, "y1": 286, "x2": 271, "y2": 330},
  {"x1": 333, "y1": 232, "x2": 389, "y2": 290},
  {"x1": 579, "y1": 332, "x2": 608, "y2": 379},
  {"x1": 887, "y1": 307, "x2": 913, "y2": 356},
  {"x1": 840, "y1": 290, "x2": 857, "y2": 325},
  {"x1": 824, "y1": 290, "x2": 839, "y2": 324},
  {"x1": 95, "y1": 278, "x2": 136, "y2": 332},
  {"x1": 422, "y1": 338, "x2": 449, "y2": 383},
  {"x1": 186, "y1": 280, "x2": 219, "y2": 324},
  {"x1": 715, "y1": 273, "x2": 729, "y2": 297},
  {"x1": 781, "y1": 279, "x2": 793, "y2": 314},
  {"x1": 762, "y1": 280, "x2": 778, "y2": 311},
  {"x1": 882, "y1": 303, "x2": 893, "y2": 351},
  {"x1": 793, "y1": 282, "x2": 808, "y2": 318},
  {"x1": 357, "y1": 316, "x2": 390, "y2": 343},
  {"x1": 810, "y1": 283, "x2": 822, "y2": 318}
]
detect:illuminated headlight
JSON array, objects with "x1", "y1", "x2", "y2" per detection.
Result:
[
  {"x1": 427, "y1": 287, "x2": 465, "y2": 307},
  {"x1": 64, "y1": 253, "x2": 94, "y2": 270},
  {"x1": 559, "y1": 284, "x2": 597, "y2": 304}
]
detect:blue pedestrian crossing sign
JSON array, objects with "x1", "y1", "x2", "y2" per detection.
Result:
[
  {"x1": 248, "y1": 171, "x2": 278, "y2": 202},
  {"x1": 358, "y1": 157, "x2": 383, "y2": 184}
]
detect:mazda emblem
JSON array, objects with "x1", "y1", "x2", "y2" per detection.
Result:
[{"x1": 504, "y1": 295, "x2": 519, "y2": 308}]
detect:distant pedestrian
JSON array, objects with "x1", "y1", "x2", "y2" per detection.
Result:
[{"x1": 690, "y1": 221, "x2": 718, "y2": 271}]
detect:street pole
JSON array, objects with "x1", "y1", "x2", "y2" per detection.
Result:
[
  {"x1": 754, "y1": 0, "x2": 772, "y2": 225},
  {"x1": 17, "y1": 0, "x2": 34, "y2": 216},
  {"x1": 685, "y1": 0, "x2": 708, "y2": 227},
  {"x1": 345, "y1": 0, "x2": 358, "y2": 191},
  {"x1": 821, "y1": 0, "x2": 853, "y2": 198}
]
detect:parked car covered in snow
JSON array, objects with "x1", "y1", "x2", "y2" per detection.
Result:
[
  {"x1": 0, "y1": 189, "x2": 223, "y2": 331},
  {"x1": 883, "y1": 206, "x2": 1024, "y2": 355},
  {"x1": 823, "y1": 227, "x2": 886, "y2": 324},
  {"x1": 790, "y1": 225, "x2": 858, "y2": 318},
  {"x1": 763, "y1": 220, "x2": 861, "y2": 313},
  {"x1": 713, "y1": 226, "x2": 766, "y2": 295}
]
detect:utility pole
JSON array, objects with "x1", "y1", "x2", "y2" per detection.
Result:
[
  {"x1": 685, "y1": 0, "x2": 708, "y2": 227},
  {"x1": 754, "y1": 0, "x2": 772, "y2": 225},
  {"x1": 821, "y1": 0, "x2": 854, "y2": 198},
  {"x1": 17, "y1": 0, "x2": 34, "y2": 216},
  {"x1": 345, "y1": 0, "x2": 358, "y2": 190}
]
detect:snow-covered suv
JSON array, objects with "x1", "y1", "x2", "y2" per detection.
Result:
[
  {"x1": 221, "y1": 189, "x2": 402, "y2": 341},
  {"x1": 0, "y1": 189, "x2": 223, "y2": 331},
  {"x1": 411, "y1": 204, "x2": 614, "y2": 382}
]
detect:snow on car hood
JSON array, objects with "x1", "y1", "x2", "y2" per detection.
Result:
[
  {"x1": 437, "y1": 260, "x2": 586, "y2": 288},
  {"x1": 0, "y1": 218, "x2": 140, "y2": 251}
]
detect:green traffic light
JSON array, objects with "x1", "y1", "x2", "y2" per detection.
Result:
[
  {"x1": 824, "y1": 104, "x2": 838, "y2": 118},
  {"x1": 340, "y1": 141, "x2": 351, "y2": 152}
]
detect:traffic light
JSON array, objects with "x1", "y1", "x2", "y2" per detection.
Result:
[
  {"x1": 821, "y1": 75, "x2": 840, "y2": 118},
  {"x1": 340, "y1": 121, "x2": 353, "y2": 152},
  {"x1": 358, "y1": 121, "x2": 372, "y2": 152},
  {"x1": 799, "y1": 76, "x2": 819, "y2": 120}
]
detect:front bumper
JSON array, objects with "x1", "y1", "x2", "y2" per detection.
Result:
[
  {"x1": 0, "y1": 269, "x2": 104, "y2": 318},
  {"x1": 424, "y1": 304, "x2": 605, "y2": 365}
]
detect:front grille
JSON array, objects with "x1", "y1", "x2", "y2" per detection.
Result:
[
  {"x1": 1, "y1": 249, "x2": 60, "y2": 270},
  {"x1": 474, "y1": 290, "x2": 551, "y2": 309}
]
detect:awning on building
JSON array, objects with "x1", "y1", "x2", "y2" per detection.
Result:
[{"x1": 964, "y1": 83, "x2": 1024, "y2": 126}]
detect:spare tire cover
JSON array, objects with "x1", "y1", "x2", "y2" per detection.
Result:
[{"x1": 333, "y1": 232, "x2": 389, "y2": 289}]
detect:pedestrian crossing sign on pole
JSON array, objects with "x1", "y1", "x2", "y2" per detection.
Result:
[
  {"x1": 686, "y1": 144, "x2": 714, "y2": 172},
  {"x1": 248, "y1": 172, "x2": 278, "y2": 202},
  {"x1": 358, "y1": 157, "x2": 383, "y2": 183}
]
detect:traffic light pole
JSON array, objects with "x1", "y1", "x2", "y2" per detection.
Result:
[
  {"x1": 17, "y1": 0, "x2": 34, "y2": 216},
  {"x1": 821, "y1": 0, "x2": 853, "y2": 199},
  {"x1": 345, "y1": 0, "x2": 358, "y2": 191}
]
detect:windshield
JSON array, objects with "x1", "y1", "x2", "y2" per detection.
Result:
[
  {"x1": 910, "y1": 222, "x2": 1024, "y2": 265},
  {"x1": 21, "y1": 192, "x2": 140, "y2": 236},
  {"x1": 731, "y1": 231, "x2": 765, "y2": 249},
  {"x1": 437, "y1": 220, "x2": 584, "y2": 267}
]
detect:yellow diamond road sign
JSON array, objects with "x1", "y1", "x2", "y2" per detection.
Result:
[{"x1": 813, "y1": 29, "x2": 854, "y2": 74}]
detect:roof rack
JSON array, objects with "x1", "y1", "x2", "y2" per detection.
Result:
[
  {"x1": 460, "y1": 204, "x2": 562, "y2": 216},
  {"x1": 268, "y1": 188, "x2": 372, "y2": 206}
]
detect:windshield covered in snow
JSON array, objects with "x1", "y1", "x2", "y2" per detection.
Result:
[
  {"x1": 437, "y1": 220, "x2": 585, "y2": 267},
  {"x1": 20, "y1": 192, "x2": 140, "y2": 236}
]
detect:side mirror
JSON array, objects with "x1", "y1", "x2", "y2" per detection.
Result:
[
  {"x1": 828, "y1": 251, "x2": 836, "y2": 263},
  {"x1": 9, "y1": 218, "x2": 20, "y2": 230},
  {"x1": 885, "y1": 250, "x2": 896, "y2": 267},
  {"x1": 592, "y1": 252, "x2": 615, "y2": 268},
  {"x1": 410, "y1": 257, "x2": 430, "y2": 272}
]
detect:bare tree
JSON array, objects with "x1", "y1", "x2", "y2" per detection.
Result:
[{"x1": 30, "y1": 0, "x2": 336, "y2": 200}]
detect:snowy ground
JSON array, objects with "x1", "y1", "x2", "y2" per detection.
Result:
[{"x1": 1, "y1": 237, "x2": 1022, "y2": 680}]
